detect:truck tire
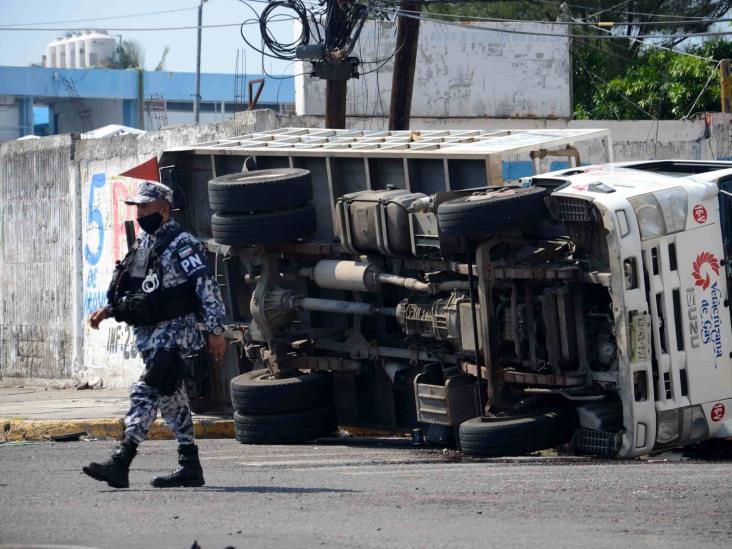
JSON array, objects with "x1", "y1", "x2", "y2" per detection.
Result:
[
  {"x1": 458, "y1": 408, "x2": 575, "y2": 457},
  {"x1": 437, "y1": 187, "x2": 547, "y2": 238},
  {"x1": 233, "y1": 405, "x2": 337, "y2": 444},
  {"x1": 208, "y1": 168, "x2": 313, "y2": 213},
  {"x1": 211, "y1": 204, "x2": 316, "y2": 246},
  {"x1": 230, "y1": 370, "x2": 332, "y2": 414}
]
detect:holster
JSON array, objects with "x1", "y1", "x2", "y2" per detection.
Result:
[{"x1": 140, "y1": 349, "x2": 186, "y2": 396}]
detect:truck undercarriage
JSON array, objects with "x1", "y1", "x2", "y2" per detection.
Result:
[{"x1": 159, "y1": 129, "x2": 732, "y2": 458}]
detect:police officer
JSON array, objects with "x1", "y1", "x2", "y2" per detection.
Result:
[{"x1": 83, "y1": 181, "x2": 226, "y2": 489}]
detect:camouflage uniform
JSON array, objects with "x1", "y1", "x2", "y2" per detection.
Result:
[
  {"x1": 123, "y1": 218, "x2": 225, "y2": 445},
  {"x1": 84, "y1": 180, "x2": 222, "y2": 489}
]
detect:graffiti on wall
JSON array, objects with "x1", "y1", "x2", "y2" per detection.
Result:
[
  {"x1": 82, "y1": 173, "x2": 138, "y2": 317},
  {"x1": 82, "y1": 172, "x2": 142, "y2": 364},
  {"x1": 105, "y1": 323, "x2": 139, "y2": 360}
]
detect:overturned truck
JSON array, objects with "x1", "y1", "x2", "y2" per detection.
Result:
[{"x1": 161, "y1": 128, "x2": 732, "y2": 457}]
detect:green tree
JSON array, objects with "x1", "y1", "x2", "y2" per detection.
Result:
[
  {"x1": 116, "y1": 40, "x2": 145, "y2": 69},
  {"x1": 576, "y1": 39, "x2": 732, "y2": 119},
  {"x1": 107, "y1": 40, "x2": 170, "y2": 71}
]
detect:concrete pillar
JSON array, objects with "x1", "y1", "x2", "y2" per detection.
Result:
[
  {"x1": 48, "y1": 103, "x2": 56, "y2": 135},
  {"x1": 18, "y1": 96, "x2": 33, "y2": 136},
  {"x1": 122, "y1": 99, "x2": 137, "y2": 128}
]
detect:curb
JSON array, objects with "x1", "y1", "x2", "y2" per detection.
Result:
[{"x1": 0, "y1": 417, "x2": 234, "y2": 442}]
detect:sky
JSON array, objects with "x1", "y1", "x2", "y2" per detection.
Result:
[
  {"x1": 1, "y1": 1, "x2": 730, "y2": 77},
  {"x1": 0, "y1": 0, "x2": 295, "y2": 75}
]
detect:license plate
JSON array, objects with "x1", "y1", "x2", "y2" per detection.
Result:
[{"x1": 630, "y1": 312, "x2": 652, "y2": 362}]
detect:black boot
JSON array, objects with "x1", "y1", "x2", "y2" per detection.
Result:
[
  {"x1": 151, "y1": 444, "x2": 205, "y2": 488},
  {"x1": 82, "y1": 441, "x2": 137, "y2": 489}
]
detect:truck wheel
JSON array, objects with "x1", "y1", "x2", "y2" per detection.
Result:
[
  {"x1": 437, "y1": 187, "x2": 546, "y2": 238},
  {"x1": 230, "y1": 370, "x2": 332, "y2": 414},
  {"x1": 211, "y1": 204, "x2": 316, "y2": 245},
  {"x1": 208, "y1": 168, "x2": 313, "y2": 213},
  {"x1": 233, "y1": 405, "x2": 337, "y2": 444},
  {"x1": 458, "y1": 408, "x2": 575, "y2": 457}
]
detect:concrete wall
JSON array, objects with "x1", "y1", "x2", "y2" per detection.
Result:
[
  {"x1": 295, "y1": 21, "x2": 571, "y2": 118},
  {"x1": 0, "y1": 135, "x2": 77, "y2": 383},
  {"x1": 279, "y1": 113, "x2": 732, "y2": 165},
  {"x1": 0, "y1": 110, "x2": 276, "y2": 386}
]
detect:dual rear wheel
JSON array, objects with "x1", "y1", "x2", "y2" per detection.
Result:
[
  {"x1": 230, "y1": 370, "x2": 337, "y2": 444},
  {"x1": 209, "y1": 168, "x2": 317, "y2": 246}
]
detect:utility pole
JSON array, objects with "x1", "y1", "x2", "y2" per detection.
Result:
[
  {"x1": 194, "y1": 0, "x2": 208, "y2": 124},
  {"x1": 388, "y1": 0, "x2": 420, "y2": 131},
  {"x1": 324, "y1": 0, "x2": 348, "y2": 129},
  {"x1": 722, "y1": 59, "x2": 731, "y2": 114}
]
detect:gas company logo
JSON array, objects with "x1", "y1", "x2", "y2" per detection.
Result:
[
  {"x1": 692, "y1": 252, "x2": 720, "y2": 291},
  {"x1": 692, "y1": 204, "x2": 708, "y2": 224},
  {"x1": 691, "y1": 252, "x2": 724, "y2": 367},
  {"x1": 701, "y1": 282, "x2": 724, "y2": 365},
  {"x1": 711, "y1": 402, "x2": 725, "y2": 422}
]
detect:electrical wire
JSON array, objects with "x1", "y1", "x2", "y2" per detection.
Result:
[
  {"x1": 0, "y1": 22, "x2": 246, "y2": 32},
  {"x1": 370, "y1": 6, "x2": 732, "y2": 40},
  {"x1": 682, "y1": 61, "x2": 724, "y2": 119},
  {"x1": 359, "y1": 36, "x2": 406, "y2": 76},
  {"x1": 409, "y1": 6, "x2": 732, "y2": 26},
  {"x1": 574, "y1": 50, "x2": 657, "y2": 119},
  {"x1": 0, "y1": 5, "x2": 199, "y2": 27},
  {"x1": 579, "y1": 18, "x2": 721, "y2": 63},
  {"x1": 260, "y1": 1, "x2": 310, "y2": 60},
  {"x1": 533, "y1": 0, "x2": 729, "y2": 20},
  {"x1": 587, "y1": 0, "x2": 632, "y2": 19}
]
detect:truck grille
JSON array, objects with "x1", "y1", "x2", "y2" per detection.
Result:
[
  {"x1": 554, "y1": 197, "x2": 592, "y2": 222},
  {"x1": 574, "y1": 428, "x2": 618, "y2": 458},
  {"x1": 640, "y1": 241, "x2": 689, "y2": 407}
]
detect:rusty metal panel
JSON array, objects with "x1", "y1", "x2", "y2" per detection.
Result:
[{"x1": 0, "y1": 137, "x2": 75, "y2": 381}]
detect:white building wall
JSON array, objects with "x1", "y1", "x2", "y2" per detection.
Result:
[
  {"x1": 295, "y1": 20, "x2": 571, "y2": 119},
  {"x1": 0, "y1": 97, "x2": 20, "y2": 141},
  {"x1": 52, "y1": 99, "x2": 124, "y2": 134}
]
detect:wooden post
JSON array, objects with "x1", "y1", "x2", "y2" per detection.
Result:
[
  {"x1": 388, "y1": 0, "x2": 421, "y2": 131},
  {"x1": 324, "y1": 0, "x2": 348, "y2": 129},
  {"x1": 721, "y1": 59, "x2": 731, "y2": 114},
  {"x1": 325, "y1": 80, "x2": 347, "y2": 129}
]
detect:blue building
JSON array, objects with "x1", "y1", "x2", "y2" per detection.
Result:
[{"x1": 0, "y1": 66, "x2": 295, "y2": 142}]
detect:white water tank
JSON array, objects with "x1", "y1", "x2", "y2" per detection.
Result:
[
  {"x1": 46, "y1": 37, "x2": 63, "y2": 67},
  {"x1": 84, "y1": 31, "x2": 116, "y2": 68},
  {"x1": 75, "y1": 32, "x2": 88, "y2": 68},
  {"x1": 65, "y1": 33, "x2": 79, "y2": 68},
  {"x1": 56, "y1": 35, "x2": 69, "y2": 68}
]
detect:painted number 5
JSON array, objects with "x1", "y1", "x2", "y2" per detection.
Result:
[{"x1": 85, "y1": 173, "x2": 106, "y2": 266}]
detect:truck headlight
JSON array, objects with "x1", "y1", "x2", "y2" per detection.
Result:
[{"x1": 629, "y1": 189, "x2": 688, "y2": 240}]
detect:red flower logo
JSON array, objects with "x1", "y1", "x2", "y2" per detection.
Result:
[{"x1": 692, "y1": 252, "x2": 720, "y2": 290}]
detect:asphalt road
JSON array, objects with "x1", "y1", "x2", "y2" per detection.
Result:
[{"x1": 0, "y1": 439, "x2": 730, "y2": 549}]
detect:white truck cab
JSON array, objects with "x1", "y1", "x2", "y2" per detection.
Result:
[{"x1": 537, "y1": 160, "x2": 732, "y2": 457}]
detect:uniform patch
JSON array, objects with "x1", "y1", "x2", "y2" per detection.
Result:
[
  {"x1": 178, "y1": 248, "x2": 208, "y2": 278},
  {"x1": 177, "y1": 244, "x2": 195, "y2": 259}
]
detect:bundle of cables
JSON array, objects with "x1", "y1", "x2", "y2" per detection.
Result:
[{"x1": 239, "y1": 0, "x2": 369, "y2": 63}]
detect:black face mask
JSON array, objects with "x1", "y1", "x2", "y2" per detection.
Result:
[{"x1": 137, "y1": 212, "x2": 163, "y2": 234}]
